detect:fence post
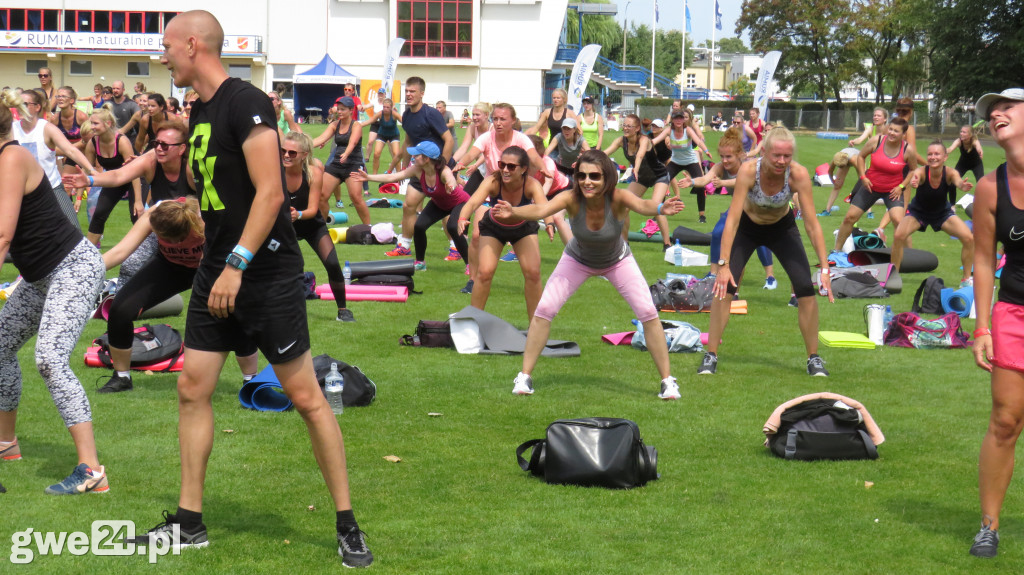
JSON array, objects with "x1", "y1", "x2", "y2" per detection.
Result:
[
  {"x1": 826, "y1": 110, "x2": 830, "y2": 131},
  {"x1": 856, "y1": 110, "x2": 860, "y2": 132},
  {"x1": 798, "y1": 109, "x2": 803, "y2": 129}
]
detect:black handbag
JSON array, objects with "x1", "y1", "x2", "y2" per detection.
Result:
[
  {"x1": 312, "y1": 354, "x2": 377, "y2": 407},
  {"x1": 399, "y1": 320, "x2": 454, "y2": 348},
  {"x1": 516, "y1": 418, "x2": 658, "y2": 489}
]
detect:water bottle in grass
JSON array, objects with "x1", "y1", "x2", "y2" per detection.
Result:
[{"x1": 325, "y1": 363, "x2": 345, "y2": 415}]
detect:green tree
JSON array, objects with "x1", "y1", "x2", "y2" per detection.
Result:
[
  {"x1": 737, "y1": 0, "x2": 864, "y2": 104},
  {"x1": 728, "y1": 77, "x2": 754, "y2": 97},
  {"x1": 699, "y1": 37, "x2": 750, "y2": 54},
  {"x1": 564, "y1": 1, "x2": 622, "y2": 52},
  {"x1": 927, "y1": 0, "x2": 1024, "y2": 108},
  {"x1": 853, "y1": 0, "x2": 928, "y2": 103}
]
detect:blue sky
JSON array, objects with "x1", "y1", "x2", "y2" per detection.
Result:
[{"x1": 608, "y1": 0, "x2": 746, "y2": 45}]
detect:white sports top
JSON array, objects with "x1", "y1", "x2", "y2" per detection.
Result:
[{"x1": 12, "y1": 119, "x2": 61, "y2": 188}]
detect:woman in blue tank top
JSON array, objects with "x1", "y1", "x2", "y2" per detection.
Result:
[
  {"x1": 967, "y1": 88, "x2": 1024, "y2": 559},
  {"x1": 490, "y1": 150, "x2": 685, "y2": 399}
]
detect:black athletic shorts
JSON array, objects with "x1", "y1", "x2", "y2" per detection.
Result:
[
  {"x1": 850, "y1": 180, "x2": 903, "y2": 211},
  {"x1": 478, "y1": 211, "x2": 539, "y2": 245},
  {"x1": 325, "y1": 161, "x2": 364, "y2": 181},
  {"x1": 907, "y1": 207, "x2": 954, "y2": 232},
  {"x1": 294, "y1": 218, "x2": 330, "y2": 244},
  {"x1": 185, "y1": 272, "x2": 310, "y2": 364}
]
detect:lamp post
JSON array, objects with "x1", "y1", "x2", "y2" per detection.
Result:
[{"x1": 621, "y1": 0, "x2": 631, "y2": 67}]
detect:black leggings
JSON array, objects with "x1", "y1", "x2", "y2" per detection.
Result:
[
  {"x1": 669, "y1": 161, "x2": 706, "y2": 212},
  {"x1": 726, "y1": 210, "x2": 815, "y2": 298},
  {"x1": 955, "y1": 158, "x2": 984, "y2": 182},
  {"x1": 415, "y1": 201, "x2": 469, "y2": 263},
  {"x1": 88, "y1": 185, "x2": 136, "y2": 235},
  {"x1": 107, "y1": 254, "x2": 195, "y2": 349},
  {"x1": 463, "y1": 170, "x2": 486, "y2": 195},
  {"x1": 295, "y1": 220, "x2": 347, "y2": 308}
]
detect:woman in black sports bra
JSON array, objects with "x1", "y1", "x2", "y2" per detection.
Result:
[
  {"x1": 526, "y1": 88, "x2": 578, "y2": 145},
  {"x1": 312, "y1": 96, "x2": 370, "y2": 226},
  {"x1": 135, "y1": 93, "x2": 169, "y2": 152},
  {"x1": 81, "y1": 107, "x2": 143, "y2": 245},
  {"x1": 892, "y1": 140, "x2": 974, "y2": 282},
  {"x1": 458, "y1": 145, "x2": 554, "y2": 321},
  {"x1": 968, "y1": 89, "x2": 1024, "y2": 559},
  {"x1": 604, "y1": 113, "x2": 673, "y2": 249}
]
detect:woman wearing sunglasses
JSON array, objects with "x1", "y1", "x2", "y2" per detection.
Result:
[
  {"x1": 604, "y1": 113, "x2": 673, "y2": 249},
  {"x1": 281, "y1": 132, "x2": 354, "y2": 322},
  {"x1": 77, "y1": 107, "x2": 144, "y2": 246},
  {"x1": 458, "y1": 145, "x2": 553, "y2": 320},
  {"x1": 65, "y1": 120, "x2": 190, "y2": 286},
  {"x1": 491, "y1": 149, "x2": 685, "y2": 398}
]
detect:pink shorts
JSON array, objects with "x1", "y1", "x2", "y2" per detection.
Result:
[{"x1": 992, "y1": 301, "x2": 1024, "y2": 372}]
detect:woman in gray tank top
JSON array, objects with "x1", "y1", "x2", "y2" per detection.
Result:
[{"x1": 491, "y1": 150, "x2": 686, "y2": 400}]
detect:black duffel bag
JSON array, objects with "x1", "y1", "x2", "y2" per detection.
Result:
[
  {"x1": 312, "y1": 354, "x2": 377, "y2": 407},
  {"x1": 516, "y1": 418, "x2": 658, "y2": 489}
]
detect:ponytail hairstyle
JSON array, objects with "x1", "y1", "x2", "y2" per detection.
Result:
[
  {"x1": 0, "y1": 89, "x2": 25, "y2": 139},
  {"x1": 283, "y1": 131, "x2": 315, "y2": 180},
  {"x1": 149, "y1": 196, "x2": 204, "y2": 244}
]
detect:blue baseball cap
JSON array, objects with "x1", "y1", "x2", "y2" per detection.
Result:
[
  {"x1": 407, "y1": 141, "x2": 441, "y2": 159},
  {"x1": 335, "y1": 96, "x2": 355, "y2": 109}
]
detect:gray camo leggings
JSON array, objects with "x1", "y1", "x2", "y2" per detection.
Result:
[
  {"x1": 117, "y1": 232, "x2": 159, "y2": 285},
  {"x1": 0, "y1": 239, "x2": 104, "y2": 427}
]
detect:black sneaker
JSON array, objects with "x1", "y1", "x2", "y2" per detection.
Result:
[
  {"x1": 697, "y1": 352, "x2": 718, "y2": 375},
  {"x1": 807, "y1": 355, "x2": 829, "y2": 377},
  {"x1": 97, "y1": 373, "x2": 133, "y2": 393},
  {"x1": 337, "y1": 308, "x2": 356, "y2": 322},
  {"x1": 970, "y1": 524, "x2": 999, "y2": 558},
  {"x1": 460, "y1": 280, "x2": 474, "y2": 294},
  {"x1": 127, "y1": 510, "x2": 209, "y2": 550},
  {"x1": 788, "y1": 295, "x2": 799, "y2": 307},
  {"x1": 338, "y1": 527, "x2": 373, "y2": 568},
  {"x1": 698, "y1": 215, "x2": 707, "y2": 224}
]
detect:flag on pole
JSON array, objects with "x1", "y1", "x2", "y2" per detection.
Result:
[
  {"x1": 655, "y1": 0, "x2": 660, "y2": 23},
  {"x1": 685, "y1": 6, "x2": 692, "y2": 34},
  {"x1": 715, "y1": 0, "x2": 723, "y2": 30}
]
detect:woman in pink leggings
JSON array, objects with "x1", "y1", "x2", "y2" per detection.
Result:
[{"x1": 491, "y1": 150, "x2": 685, "y2": 399}]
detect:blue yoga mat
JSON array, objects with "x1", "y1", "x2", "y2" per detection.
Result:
[
  {"x1": 326, "y1": 211, "x2": 349, "y2": 225},
  {"x1": 941, "y1": 286, "x2": 974, "y2": 318},
  {"x1": 239, "y1": 365, "x2": 293, "y2": 411}
]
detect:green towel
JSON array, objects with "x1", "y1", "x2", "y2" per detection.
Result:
[{"x1": 818, "y1": 331, "x2": 877, "y2": 349}]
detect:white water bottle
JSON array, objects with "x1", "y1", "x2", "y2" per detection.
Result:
[
  {"x1": 325, "y1": 363, "x2": 345, "y2": 415},
  {"x1": 343, "y1": 261, "x2": 352, "y2": 285},
  {"x1": 673, "y1": 239, "x2": 683, "y2": 267}
]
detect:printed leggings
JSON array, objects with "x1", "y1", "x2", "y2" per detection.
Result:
[{"x1": 0, "y1": 239, "x2": 104, "y2": 427}]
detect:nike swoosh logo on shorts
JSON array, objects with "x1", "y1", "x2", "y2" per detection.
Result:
[
  {"x1": 1011, "y1": 227, "x2": 1024, "y2": 242},
  {"x1": 277, "y1": 341, "x2": 297, "y2": 354}
]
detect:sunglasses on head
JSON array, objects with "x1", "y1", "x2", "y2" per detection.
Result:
[
  {"x1": 153, "y1": 140, "x2": 184, "y2": 151},
  {"x1": 497, "y1": 161, "x2": 520, "y2": 171},
  {"x1": 281, "y1": 149, "x2": 300, "y2": 158},
  {"x1": 574, "y1": 171, "x2": 603, "y2": 182}
]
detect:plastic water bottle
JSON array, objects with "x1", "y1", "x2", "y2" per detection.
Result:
[
  {"x1": 343, "y1": 261, "x2": 352, "y2": 286},
  {"x1": 673, "y1": 239, "x2": 683, "y2": 267},
  {"x1": 883, "y1": 305, "x2": 893, "y2": 331},
  {"x1": 325, "y1": 363, "x2": 345, "y2": 415}
]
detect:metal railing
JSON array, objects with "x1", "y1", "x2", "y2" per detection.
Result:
[{"x1": 555, "y1": 44, "x2": 680, "y2": 98}]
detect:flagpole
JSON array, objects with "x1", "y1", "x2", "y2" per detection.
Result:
[
  {"x1": 681, "y1": 0, "x2": 686, "y2": 97},
  {"x1": 650, "y1": 1, "x2": 657, "y2": 96},
  {"x1": 708, "y1": 5, "x2": 716, "y2": 97}
]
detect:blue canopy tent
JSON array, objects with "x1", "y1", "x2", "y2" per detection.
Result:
[{"x1": 292, "y1": 54, "x2": 360, "y2": 122}]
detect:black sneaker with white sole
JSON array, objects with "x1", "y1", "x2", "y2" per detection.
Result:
[
  {"x1": 697, "y1": 352, "x2": 718, "y2": 375},
  {"x1": 970, "y1": 524, "x2": 999, "y2": 558},
  {"x1": 806, "y1": 354, "x2": 829, "y2": 377},
  {"x1": 127, "y1": 510, "x2": 208, "y2": 549},
  {"x1": 338, "y1": 527, "x2": 373, "y2": 568},
  {"x1": 97, "y1": 373, "x2": 133, "y2": 393},
  {"x1": 337, "y1": 308, "x2": 356, "y2": 322}
]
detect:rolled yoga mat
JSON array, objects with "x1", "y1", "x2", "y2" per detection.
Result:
[
  {"x1": 670, "y1": 226, "x2": 712, "y2": 247},
  {"x1": 941, "y1": 286, "x2": 974, "y2": 318},
  {"x1": 326, "y1": 211, "x2": 348, "y2": 225},
  {"x1": 847, "y1": 248, "x2": 939, "y2": 273},
  {"x1": 349, "y1": 259, "x2": 415, "y2": 279},
  {"x1": 627, "y1": 231, "x2": 664, "y2": 243},
  {"x1": 98, "y1": 293, "x2": 183, "y2": 321},
  {"x1": 239, "y1": 365, "x2": 293, "y2": 411},
  {"x1": 853, "y1": 234, "x2": 884, "y2": 250},
  {"x1": 315, "y1": 283, "x2": 407, "y2": 296},
  {"x1": 329, "y1": 227, "x2": 348, "y2": 243},
  {"x1": 320, "y1": 290, "x2": 408, "y2": 302}
]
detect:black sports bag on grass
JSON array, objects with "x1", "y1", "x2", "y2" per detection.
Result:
[{"x1": 516, "y1": 418, "x2": 658, "y2": 488}]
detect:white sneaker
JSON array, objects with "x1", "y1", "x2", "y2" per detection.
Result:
[
  {"x1": 658, "y1": 376, "x2": 681, "y2": 400},
  {"x1": 512, "y1": 372, "x2": 534, "y2": 395}
]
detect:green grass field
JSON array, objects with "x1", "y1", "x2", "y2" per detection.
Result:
[{"x1": 0, "y1": 125, "x2": 1015, "y2": 574}]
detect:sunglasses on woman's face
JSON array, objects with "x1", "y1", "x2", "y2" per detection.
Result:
[
  {"x1": 153, "y1": 140, "x2": 185, "y2": 151},
  {"x1": 281, "y1": 149, "x2": 300, "y2": 158},
  {"x1": 498, "y1": 161, "x2": 520, "y2": 171},
  {"x1": 574, "y1": 171, "x2": 603, "y2": 182}
]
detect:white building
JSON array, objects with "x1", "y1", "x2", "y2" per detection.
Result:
[{"x1": 0, "y1": 0, "x2": 568, "y2": 119}]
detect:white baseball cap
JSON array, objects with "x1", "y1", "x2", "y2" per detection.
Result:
[
  {"x1": 975, "y1": 88, "x2": 1024, "y2": 120},
  {"x1": 651, "y1": 119, "x2": 665, "y2": 129}
]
